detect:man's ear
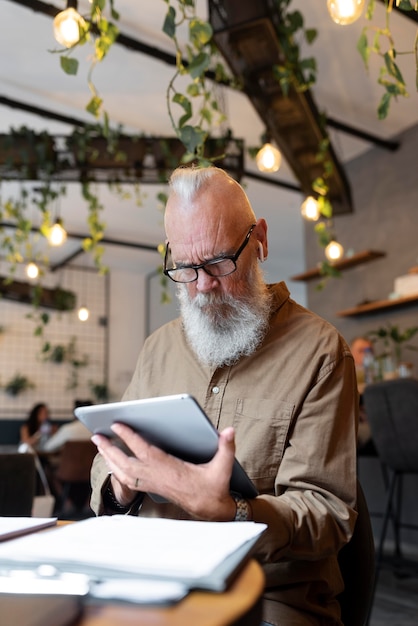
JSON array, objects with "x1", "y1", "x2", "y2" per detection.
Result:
[{"x1": 258, "y1": 241, "x2": 265, "y2": 263}]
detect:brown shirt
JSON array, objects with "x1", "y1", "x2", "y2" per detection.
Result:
[{"x1": 91, "y1": 282, "x2": 358, "y2": 625}]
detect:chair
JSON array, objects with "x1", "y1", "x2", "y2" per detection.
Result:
[
  {"x1": 53, "y1": 440, "x2": 97, "y2": 518},
  {"x1": 0, "y1": 453, "x2": 36, "y2": 516},
  {"x1": 363, "y1": 378, "x2": 418, "y2": 622},
  {"x1": 337, "y1": 480, "x2": 376, "y2": 626}
]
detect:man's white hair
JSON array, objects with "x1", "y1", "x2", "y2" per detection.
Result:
[{"x1": 168, "y1": 166, "x2": 241, "y2": 204}]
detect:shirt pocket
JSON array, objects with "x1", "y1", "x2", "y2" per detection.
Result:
[{"x1": 233, "y1": 398, "x2": 295, "y2": 488}]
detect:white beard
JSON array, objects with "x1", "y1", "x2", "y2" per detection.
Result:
[{"x1": 177, "y1": 269, "x2": 273, "y2": 368}]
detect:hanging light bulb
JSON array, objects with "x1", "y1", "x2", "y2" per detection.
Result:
[
  {"x1": 255, "y1": 142, "x2": 282, "y2": 173},
  {"x1": 47, "y1": 218, "x2": 67, "y2": 247},
  {"x1": 325, "y1": 240, "x2": 344, "y2": 261},
  {"x1": 53, "y1": 1, "x2": 86, "y2": 48},
  {"x1": 301, "y1": 196, "x2": 320, "y2": 221},
  {"x1": 327, "y1": 0, "x2": 366, "y2": 25},
  {"x1": 26, "y1": 261, "x2": 39, "y2": 279},
  {"x1": 78, "y1": 305, "x2": 90, "y2": 322}
]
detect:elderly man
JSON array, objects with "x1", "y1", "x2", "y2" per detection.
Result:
[{"x1": 90, "y1": 166, "x2": 358, "y2": 626}]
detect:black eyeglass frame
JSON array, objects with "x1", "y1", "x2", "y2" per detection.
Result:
[{"x1": 163, "y1": 223, "x2": 257, "y2": 284}]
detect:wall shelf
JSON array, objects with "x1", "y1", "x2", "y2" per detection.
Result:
[
  {"x1": 337, "y1": 294, "x2": 418, "y2": 317},
  {"x1": 290, "y1": 250, "x2": 386, "y2": 282}
]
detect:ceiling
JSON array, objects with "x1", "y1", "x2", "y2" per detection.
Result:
[{"x1": 1, "y1": 0, "x2": 417, "y2": 296}]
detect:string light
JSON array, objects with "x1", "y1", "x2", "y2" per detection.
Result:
[
  {"x1": 301, "y1": 196, "x2": 320, "y2": 221},
  {"x1": 78, "y1": 305, "x2": 90, "y2": 322},
  {"x1": 53, "y1": 1, "x2": 86, "y2": 48},
  {"x1": 47, "y1": 218, "x2": 67, "y2": 247},
  {"x1": 26, "y1": 262, "x2": 39, "y2": 279},
  {"x1": 327, "y1": 0, "x2": 366, "y2": 26},
  {"x1": 325, "y1": 240, "x2": 344, "y2": 261},
  {"x1": 255, "y1": 142, "x2": 282, "y2": 173}
]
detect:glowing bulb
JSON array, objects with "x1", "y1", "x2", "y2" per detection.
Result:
[
  {"x1": 255, "y1": 143, "x2": 282, "y2": 173},
  {"x1": 53, "y1": 7, "x2": 86, "y2": 48},
  {"x1": 78, "y1": 306, "x2": 89, "y2": 322},
  {"x1": 325, "y1": 240, "x2": 344, "y2": 261},
  {"x1": 48, "y1": 219, "x2": 67, "y2": 246},
  {"x1": 327, "y1": 0, "x2": 366, "y2": 25},
  {"x1": 26, "y1": 262, "x2": 39, "y2": 279},
  {"x1": 301, "y1": 196, "x2": 320, "y2": 221}
]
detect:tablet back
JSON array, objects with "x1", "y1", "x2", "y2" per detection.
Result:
[{"x1": 75, "y1": 394, "x2": 257, "y2": 499}]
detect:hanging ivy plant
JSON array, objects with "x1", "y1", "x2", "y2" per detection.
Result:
[
  {"x1": 41, "y1": 337, "x2": 89, "y2": 389},
  {"x1": 357, "y1": 0, "x2": 418, "y2": 119},
  {"x1": 271, "y1": 0, "x2": 318, "y2": 94},
  {"x1": 162, "y1": 0, "x2": 233, "y2": 159},
  {"x1": 52, "y1": 0, "x2": 120, "y2": 124}
]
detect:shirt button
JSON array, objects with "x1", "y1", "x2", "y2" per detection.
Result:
[{"x1": 212, "y1": 386, "x2": 220, "y2": 394}]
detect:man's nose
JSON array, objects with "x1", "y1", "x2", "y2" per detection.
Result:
[{"x1": 195, "y1": 268, "x2": 219, "y2": 292}]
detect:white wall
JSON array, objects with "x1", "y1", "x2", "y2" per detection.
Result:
[{"x1": 0, "y1": 265, "x2": 106, "y2": 419}]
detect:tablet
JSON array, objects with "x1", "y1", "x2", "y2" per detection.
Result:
[{"x1": 75, "y1": 394, "x2": 258, "y2": 500}]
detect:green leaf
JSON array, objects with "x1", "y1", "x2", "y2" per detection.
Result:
[
  {"x1": 188, "y1": 52, "x2": 211, "y2": 80},
  {"x1": 179, "y1": 125, "x2": 207, "y2": 154},
  {"x1": 377, "y1": 92, "x2": 391, "y2": 119},
  {"x1": 287, "y1": 11, "x2": 304, "y2": 32},
  {"x1": 299, "y1": 58, "x2": 316, "y2": 71},
  {"x1": 304, "y1": 28, "x2": 317, "y2": 44},
  {"x1": 383, "y1": 52, "x2": 405, "y2": 84},
  {"x1": 372, "y1": 31, "x2": 380, "y2": 54},
  {"x1": 357, "y1": 31, "x2": 370, "y2": 67},
  {"x1": 201, "y1": 107, "x2": 212, "y2": 124},
  {"x1": 365, "y1": 0, "x2": 376, "y2": 21},
  {"x1": 397, "y1": 0, "x2": 414, "y2": 10},
  {"x1": 162, "y1": 6, "x2": 176, "y2": 39},
  {"x1": 173, "y1": 92, "x2": 191, "y2": 114},
  {"x1": 86, "y1": 96, "x2": 103, "y2": 117},
  {"x1": 317, "y1": 196, "x2": 333, "y2": 219},
  {"x1": 189, "y1": 19, "x2": 213, "y2": 46},
  {"x1": 187, "y1": 83, "x2": 200, "y2": 97},
  {"x1": 60, "y1": 56, "x2": 79, "y2": 75}
]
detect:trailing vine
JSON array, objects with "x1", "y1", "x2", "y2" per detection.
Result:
[
  {"x1": 357, "y1": 0, "x2": 418, "y2": 119},
  {"x1": 52, "y1": 0, "x2": 120, "y2": 124},
  {"x1": 162, "y1": 0, "x2": 232, "y2": 158},
  {"x1": 271, "y1": 0, "x2": 319, "y2": 94}
]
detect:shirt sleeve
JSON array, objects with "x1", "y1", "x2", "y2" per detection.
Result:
[{"x1": 251, "y1": 350, "x2": 358, "y2": 565}]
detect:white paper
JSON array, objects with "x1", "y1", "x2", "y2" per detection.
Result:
[
  {"x1": 0, "y1": 516, "x2": 266, "y2": 581},
  {"x1": 0, "y1": 517, "x2": 57, "y2": 541}
]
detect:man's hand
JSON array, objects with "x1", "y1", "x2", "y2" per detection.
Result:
[{"x1": 91, "y1": 424, "x2": 237, "y2": 521}]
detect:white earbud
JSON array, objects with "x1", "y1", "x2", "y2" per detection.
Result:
[{"x1": 258, "y1": 241, "x2": 265, "y2": 263}]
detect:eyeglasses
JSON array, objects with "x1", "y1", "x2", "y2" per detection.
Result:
[{"x1": 163, "y1": 224, "x2": 256, "y2": 284}]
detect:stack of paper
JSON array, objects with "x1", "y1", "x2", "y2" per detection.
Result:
[{"x1": 0, "y1": 516, "x2": 266, "y2": 603}]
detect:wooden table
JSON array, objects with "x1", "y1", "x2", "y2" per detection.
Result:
[{"x1": 77, "y1": 559, "x2": 264, "y2": 626}]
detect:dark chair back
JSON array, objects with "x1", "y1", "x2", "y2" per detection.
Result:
[
  {"x1": 55, "y1": 440, "x2": 97, "y2": 483},
  {"x1": 0, "y1": 453, "x2": 36, "y2": 516},
  {"x1": 363, "y1": 378, "x2": 418, "y2": 472},
  {"x1": 337, "y1": 480, "x2": 375, "y2": 626},
  {"x1": 54, "y1": 440, "x2": 97, "y2": 517}
]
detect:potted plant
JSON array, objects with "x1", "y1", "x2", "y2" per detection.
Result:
[
  {"x1": 89, "y1": 381, "x2": 111, "y2": 403},
  {"x1": 3, "y1": 373, "x2": 35, "y2": 396},
  {"x1": 367, "y1": 323, "x2": 418, "y2": 378}
]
